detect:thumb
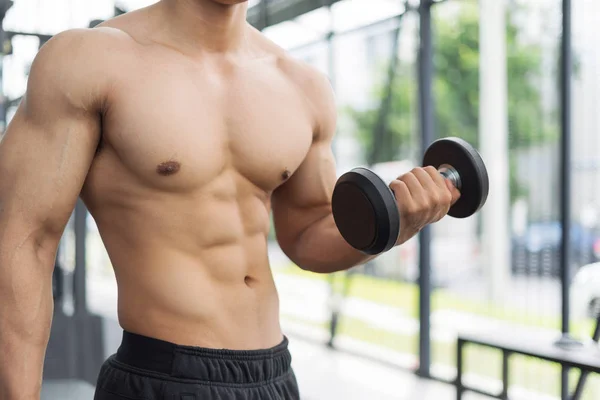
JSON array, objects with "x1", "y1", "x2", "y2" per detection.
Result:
[{"x1": 445, "y1": 179, "x2": 461, "y2": 205}]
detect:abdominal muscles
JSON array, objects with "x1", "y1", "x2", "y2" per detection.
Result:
[{"x1": 86, "y1": 170, "x2": 284, "y2": 350}]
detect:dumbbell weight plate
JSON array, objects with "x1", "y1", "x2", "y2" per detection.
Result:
[
  {"x1": 331, "y1": 168, "x2": 400, "y2": 255},
  {"x1": 422, "y1": 137, "x2": 489, "y2": 218}
]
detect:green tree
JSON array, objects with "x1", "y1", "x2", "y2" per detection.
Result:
[{"x1": 346, "y1": 5, "x2": 558, "y2": 203}]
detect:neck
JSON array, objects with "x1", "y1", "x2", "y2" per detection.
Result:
[{"x1": 160, "y1": 0, "x2": 248, "y2": 52}]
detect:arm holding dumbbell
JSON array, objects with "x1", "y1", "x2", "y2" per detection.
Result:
[{"x1": 272, "y1": 73, "x2": 459, "y2": 274}]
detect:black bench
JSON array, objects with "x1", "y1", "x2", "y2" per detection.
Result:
[{"x1": 456, "y1": 317, "x2": 600, "y2": 400}]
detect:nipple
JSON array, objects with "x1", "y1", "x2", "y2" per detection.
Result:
[{"x1": 157, "y1": 161, "x2": 181, "y2": 176}]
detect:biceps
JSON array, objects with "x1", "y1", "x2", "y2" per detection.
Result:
[
  {"x1": 0, "y1": 106, "x2": 100, "y2": 238},
  {"x1": 272, "y1": 142, "x2": 337, "y2": 241},
  {"x1": 287, "y1": 142, "x2": 337, "y2": 207}
]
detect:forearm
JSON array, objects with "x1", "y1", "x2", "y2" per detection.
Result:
[
  {"x1": 0, "y1": 240, "x2": 56, "y2": 400},
  {"x1": 288, "y1": 213, "x2": 379, "y2": 274}
]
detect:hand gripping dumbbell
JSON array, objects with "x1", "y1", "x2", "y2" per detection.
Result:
[{"x1": 331, "y1": 137, "x2": 489, "y2": 255}]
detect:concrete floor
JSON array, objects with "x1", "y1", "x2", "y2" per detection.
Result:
[
  {"x1": 41, "y1": 381, "x2": 95, "y2": 400},
  {"x1": 291, "y1": 335, "x2": 488, "y2": 400}
]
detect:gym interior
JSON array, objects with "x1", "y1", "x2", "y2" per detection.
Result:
[{"x1": 1, "y1": 0, "x2": 600, "y2": 399}]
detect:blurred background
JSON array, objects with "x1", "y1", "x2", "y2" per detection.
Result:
[{"x1": 1, "y1": 0, "x2": 600, "y2": 399}]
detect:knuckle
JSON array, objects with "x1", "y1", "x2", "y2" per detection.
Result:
[
  {"x1": 404, "y1": 174, "x2": 418, "y2": 185},
  {"x1": 419, "y1": 199, "x2": 431, "y2": 211},
  {"x1": 415, "y1": 168, "x2": 428, "y2": 179},
  {"x1": 390, "y1": 180, "x2": 406, "y2": 192},
  {"x1": 404, "y1": 201, "x2": 418, "y2": 214},
  {"x1": 397, "y1": 173, "x2": 410, "y2": 182},
  {"x1": 424, "y1": 166, "x2": 437, "y2": 174},
  {"x1": 443, "y1": 192, "x2": 453, "y2": 204}
]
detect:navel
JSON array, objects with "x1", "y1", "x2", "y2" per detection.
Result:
[
  {"x1": 95, "y1": 139, "x2": 104, "y2": 156},
  {"x1": 156, "y1": 161, "x2": 181, "y2": 176}
]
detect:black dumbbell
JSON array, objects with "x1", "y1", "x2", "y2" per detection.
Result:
[{"x1": 331, "y1": 137, "x2": 489, "y2": 255}]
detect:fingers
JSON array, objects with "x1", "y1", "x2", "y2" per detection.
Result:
[
  {"x1": 391, "y1": 170, "x2": 429, "y2": 226},
  {"x1": 401, "y1": 171, "x2": 437, "y2": 221},
  {"x1": 389, "y1": 166, "x2": 462, "y2": 245},
  {"x1": 400, "y1": 171, "x2": 427, "y2": 201},
  {"x1": 413, "y1": 167, "x2": 442, "y2": 194},
  {"x1": 410, "y1": 168, "x2": 443, "y2": 222},
  {"x1": 393, "y1": 167, "x2": 456, "y2": 224},
  {"x1": 423, "y1": 166, "x2": 448, "y2": 190},
  {"x1": 445, "y1": 179, "x2": 461, "y2": 205},
  {"x1": 389, "y1": 180, "x2": 411, "y2": 211},
  {"x1": 416, "y1": 167, "x2": 454, "y2": 221},
  {"x1": 424, "y1": 166, "x2": 454, "y2": 203}
]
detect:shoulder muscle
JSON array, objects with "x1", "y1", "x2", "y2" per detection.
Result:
[
  {"x1": 279, "y1": 57, "x2": 337, "y2": 142},
  {"x1": 24, "y1": 27, "x2": 131, "y2": 119}
]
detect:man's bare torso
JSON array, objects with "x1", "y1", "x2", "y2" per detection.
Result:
[
  {"x1": 0, "y1": 2, "x2": 457, "y2": 395},
  {"x1": 82, "y1": 4, "x2": 317, "y2": 350}
]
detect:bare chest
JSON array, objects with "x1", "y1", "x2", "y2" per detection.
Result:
[{"x1": 99, "y1": 62, "x2": 314, "y2": 193}]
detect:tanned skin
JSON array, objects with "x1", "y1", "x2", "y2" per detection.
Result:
[{"x1": 0, "y1": 1, "x2": 459, "y2": 398}]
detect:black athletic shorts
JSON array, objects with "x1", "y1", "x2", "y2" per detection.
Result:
[{"x1": 93, "y1": 331, "x2": 301, "y2": 400}]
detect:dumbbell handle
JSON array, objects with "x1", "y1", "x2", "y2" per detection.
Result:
[{"x1": 438, "y1": 164, "x2": 462, "y2": 190}]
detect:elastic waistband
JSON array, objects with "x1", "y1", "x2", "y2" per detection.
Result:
[{"x1": 114, "y1": 331, "x2": 292, "y2": 384}]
